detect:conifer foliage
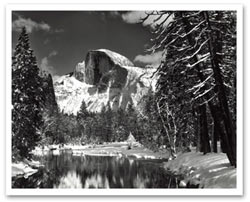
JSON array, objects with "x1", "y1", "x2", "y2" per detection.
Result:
[
  {"x1": 12, "y1": 27, "x2": 44, "y2": 160},
  {"x1": 143, "y1": 11, "x2": 237, "y2": 166}
]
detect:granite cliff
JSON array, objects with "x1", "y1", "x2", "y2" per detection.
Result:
[{"x1": 54, "y1": 49, "x2": 157, "y2": 115}]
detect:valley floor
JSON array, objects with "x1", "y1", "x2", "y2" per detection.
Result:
[{"x1": 164, "y1": 152, "x2": 236, "y2": 188}]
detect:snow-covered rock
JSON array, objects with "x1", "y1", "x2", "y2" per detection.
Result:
[
  {"x1": 74, "y1": 61, "x2": 85, "y2": 82},
  {"x1": 54, "y1": 49, "x2": 157, "y2": 115},
  {"x1": 127, "y1": 133, "x2": 136, "y2": 143},
  {"x1": 126, "y1": 132, "x2": 142, "y2": 148},
  {"x1": 12, "y1": 159, "x2": 43, "y2": 178}
]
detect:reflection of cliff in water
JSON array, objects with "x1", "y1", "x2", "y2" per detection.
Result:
[{"x1": 12, "y1": 153, "x2": 180, "y2": 188}]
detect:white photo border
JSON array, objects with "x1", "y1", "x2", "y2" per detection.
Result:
[{"x1": 6, "y1": 3, "x2": 243, "y2": 196}]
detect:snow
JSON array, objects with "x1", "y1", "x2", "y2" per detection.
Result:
[
  {"x1": 75, "y1": 61, "x2": 85, "y2": 70},
  {"x1": 97, "y1": 49, "x2": 134, "y2": 66},
  {"x1": 127, "y1": 133, "x2": 136, "y2": 143},
  {"x1": 12, "y1": 159, "x2": 43, "y2": 178},
  {"x1": 164, "y1": 152, "x2": 236, "y2": 188},
  {"x1": 12, "y1": 162, "x2": 37, "y2": 178},
  {"x1": 52, "y1": 49, "x2": 159, "y2": 115},
  {"x1": 32, "y1": 141, "x2": 170, "y2": 160},
  {"x1": 54, "y1": 64, "x2": 157, "y2": 115},
  {"x1": 54, "y1": 75, "x2": 95, "y2": 114}
]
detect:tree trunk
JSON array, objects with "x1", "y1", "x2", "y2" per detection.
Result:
[
  {"x1": 212, "y1": 118, "x2": 218, "y2": 153},
  {"x1": 156, "y1": 102, "x2": 177, "y2": 159},
  {"x1": 209, "y1": 104, "x2": 222, "y2": 153},
  {"x1": 193, "y1": 107, "x2": 201, "y2": 152},
  {"x1": 199, "y1": 105, "x2": 211, "y2": 154},
  {"x1": 180, "y1": 12, "x2": 225, "y2": 154},
  {"x1": 203, "y1": 11, "x2": 236, "y2": 167}
]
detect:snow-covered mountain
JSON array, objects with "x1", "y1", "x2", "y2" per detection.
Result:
[{"x1": 53, "y1": 49, "x2": 157, "y2": 115}]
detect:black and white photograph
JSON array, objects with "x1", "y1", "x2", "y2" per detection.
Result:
[{"x1": 6, "y1": 4, "x2": 243, "y2": 195}]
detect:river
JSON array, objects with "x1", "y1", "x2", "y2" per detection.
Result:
[{"x1": 12, "y1": 152, "x2": 181, "y2": 188}]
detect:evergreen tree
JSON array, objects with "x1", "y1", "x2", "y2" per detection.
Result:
[
  {"x1": 126, "y1": 103, "x2": 141, "y2": 142},
  {"x1": 39, "y1": 72, "x2": 59, "y2": 145},
  {"x1": 76, "y1": 100, "x2": 90, "y2": 142},
  {"x1": 12, "y1": 27, "x2": 43, "y2": 160},
  {"x1": 77, "y1": 100, "x2": 89, "y2": 121},
  {"x1": 113, "y1": 108, "x2": 127, "y2": 141},
  {"x1": 138, "y1": 90, "x2": 167, "y2": 151},
  {"x1": 144, "y1": 11, "x2": 236, "y2": 165},
  {"x1": 104, "y1": 102, "x2": 113, "y2": 142}
]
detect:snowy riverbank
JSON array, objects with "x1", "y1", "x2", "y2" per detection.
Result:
[
  {"x1": 31, "y1": 134, "x2": 170, "y2": 160},
  {"x1": 12, "y1": 159, "x2": 43, "y2": 178},
  {"x1": 164, "y1": 152, "x2": 236, "y2": 188},
  {"x1": 14, "y1": 139, "x2": 236, "y2": 189},
  {"x1": 31, "y1": 141, "x2": 170, "y2": 160},
  {"x1": 12, "y1": 136, "x2": 168, "y2": 180}
]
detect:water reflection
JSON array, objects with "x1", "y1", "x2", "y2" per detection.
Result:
[
  {"x1": 55, "y1": 171, "x2": 82, "y2": 188},
  {"x1": 84, "y1": 173, "x2": 109, "y2": 188},
  {"x1": 12, "y1": 153, "x2": 179, "y2": 188}
]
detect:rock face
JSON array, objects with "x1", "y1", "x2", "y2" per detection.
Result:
[
  {"x1": 84, "y1": 49, "x2": 134, "y2": 85},
  {"x1": 74, "y1": 61, "x2": 85, "y2": 82},
  {"x1": 54, "y1": 49, "x2": 157, "y2": 115}
]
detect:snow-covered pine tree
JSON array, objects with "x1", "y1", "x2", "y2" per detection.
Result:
[
  {"x1": 12, "y1": 27, "x2": 44, "y2": 160},
  {"x1": 143, "y1": 11, "x2": 236, "y2": 166}
]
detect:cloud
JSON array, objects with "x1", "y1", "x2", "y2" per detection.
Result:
[
  {"x1": 49, "y1": 50, "x2": 58, "y2": 57},
  {"x1": 122, "y1": 11, "x2": 146, "y2": 23},
  {"x1": 12, "y1": 16, "x2": 51, "y2": 33},
  {"x1": 134, "y1": 51, "x2": 164, "y2": 68},
  {"x1": 54, "y1": 28, "x2": 64, "y2": 33},
  {"x1": 122, "y1": 11, "x2": 172, "y2": 29},
  {"x1": 40, "y1": 50, "x2": 58, "y2": 75},
  {"x1": 108, "y1": 11, "x2": 121, "y2": 18},
  {"x1": 40, "y1": 57, "x2": 56, "y2": 75}
]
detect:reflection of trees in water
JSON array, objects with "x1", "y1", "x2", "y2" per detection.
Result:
[
  {"x1": 12, "y1": 154, "x2": 179, "y2": 188},
  {"x1": 54, "y1": 171, "x2": 82, "y2": 188}
]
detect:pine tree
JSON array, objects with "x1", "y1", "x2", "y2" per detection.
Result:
[
  {"x1": 76, "y1": 100, "x2": 88, "y2": 141},
  {"x1": 103, "y1": 102, "x2": 113, "y2": 142},
  {"x1": 144, "y1": 11, "x2": 236, "y2": 165},
  {"x1": 138, "y1": 91, "x2": 159, "y2": 150},
  {"x1": 112, "y1": 108, "x2": 127, "y2": 141},
  {"x1": 39, "y1": 73, "x2": 59, "y2": 145},
  {"x1": 76, "y1": 100, "x2": 89, "y2": 121},
  {"x1": 12, "y1": 27, "x2": 43, "y2": 160},
  {"x1": 126, "y1": 103, "x2": 141, "y2": 142}
]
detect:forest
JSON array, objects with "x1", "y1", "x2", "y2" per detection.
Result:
[{"x1": 12, "y1": 10, "x2": 237, "y2": 168}]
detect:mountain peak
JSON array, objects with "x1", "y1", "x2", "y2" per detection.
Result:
[
  {"x1": 94, "y1": 49, "x2": 134, "y2": 67},
  {"x1": 54, "y1": 49, "x2": 156, "y2": 115}
]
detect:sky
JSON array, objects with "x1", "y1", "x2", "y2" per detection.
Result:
[{"x1": 12, "y1": 11, "x2": 166, "y2": 77}]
